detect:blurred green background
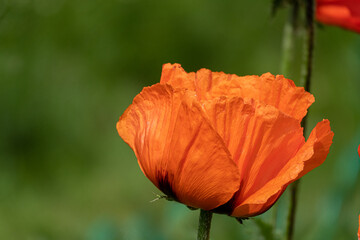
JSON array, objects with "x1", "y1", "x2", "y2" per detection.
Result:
[{"x1": 0, "y1": 0, "x2": 359, "y2": 239}]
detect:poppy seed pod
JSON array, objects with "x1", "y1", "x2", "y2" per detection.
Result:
[{"x1": 117, "y1": 63, "x2": 334, "y2": 217}]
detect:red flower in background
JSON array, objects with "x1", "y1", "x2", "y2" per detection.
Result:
[
  {"x1": 358, "y1": 214, "x2": 360, "y2": 239},
  {"x1": 117, "y1": 63, "x2": 334, "y2": 217},
  {"x1": 316, "y1": 0, "x2": 360, "y2": 33}
]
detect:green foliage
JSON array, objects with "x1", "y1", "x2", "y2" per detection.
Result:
[
  {"x1": 254, "y1": 218, "x2": 277, "y2": 240},
  {"x1": 271, "y1": 0, "x2": 286, "y2": 17}
]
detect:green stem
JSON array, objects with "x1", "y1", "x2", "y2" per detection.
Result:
[
  {"x1": 286, "y1": 1, "x2": 315, "y2": 240},
  {"x1": 280, "y1": 0, "x2": 299, "y2": 76},
  {"x1": 197, "y1": 210, "x2": 213, "y2": 240}
]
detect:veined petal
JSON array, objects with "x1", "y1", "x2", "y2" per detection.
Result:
[
  {"x1": 159, "y1": 64, "x2": 314, "y2": 121},
  {"x1": 210, "y1": 73, "x2": 315, "y2": 121},
  {"x1": 160, "y1": 63, "x2": 196, "y2": 90},
  {"x1": 117, "y1": 84, "x2": 240, "y2": 210},
  {"x1": 231, "y1": 120, "x2": 334, "y2": 217},
  {"x1": 231, "y1": 188, "x2": 286, "y2": 218},
  {"x1": 203, "y1": 97, "x2": 305, "y2": 215}
]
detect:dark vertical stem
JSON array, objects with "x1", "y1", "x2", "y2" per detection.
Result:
[
  {"x1": 286, "y1": 180, "x2": 299, "y2": 240},
  {"x1": 300, "y1": 0, "x2": 315, "y2": 92},
  {"x1": 286, "y1": 1, "x2": 315, "y2": 240},
  {"x1": 197, "y1": 210, "x2": 213, "y2": 240}
]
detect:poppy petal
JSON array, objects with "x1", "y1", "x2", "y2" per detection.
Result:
[
  {"x1": 210, "y1": 73, "x2": 315, "y2": 121},
  {"x1": 231, "y1": 119, "x2": 333, "y2": 217},
  {"x1": 230, "y1": 188, "x2": 286, "y2": 218},
  {"x1": 159, "y1": 64, "x2": 314, "y2": 121},
  {"x1": 117, "y1": 84, "x2": 240, "y2": 210},
  {"x1": 203, "y1": 97, "x2": 305, "y2": 212},
  {"x1": 160, "y1": 63, "x2": 196, "y2": 90}
]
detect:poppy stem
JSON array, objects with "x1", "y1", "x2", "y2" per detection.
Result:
[
  {"x1": 280, "y1": 0, "x2": 299, "y2": 76},
  {"x1": 286, "y1": 0, "x2": 315, "y2": 240},
  {"x1": 300, "y1": 0, "x2": 315, "y2": 92},
  {"x1": 197, "y1": 210, "x2": 213, "y2": 240},
  {"x1": 286, "y1": 180, "x2": 300, "y2": 240}
]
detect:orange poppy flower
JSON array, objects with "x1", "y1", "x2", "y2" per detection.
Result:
[
  {"x1": 117, "y1": 63, "x2": 334, "y2": 217},
  {"x1": 316, "y1": 0, "x2": 360, "y2": 33}
]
